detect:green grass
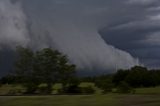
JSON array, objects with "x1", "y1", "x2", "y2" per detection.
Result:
[
  {"x1": 1, "y1": 94, "x2": 160, "y2": 106},
  {"x1": 1, "y1": 85, "x2": 160, "y2": 106},
  {"x1": 0, "y1": 95, "x2": 117, "y2": 106},
  {"x1": 135, "y1": 86, "x2": 160, "y2": 95}
]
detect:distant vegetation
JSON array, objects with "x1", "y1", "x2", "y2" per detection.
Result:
[{"x1": 1, "y1": 47, "x2": 160, "y2": 95}]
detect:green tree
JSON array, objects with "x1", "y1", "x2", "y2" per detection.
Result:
[
  {"x1": 113, "y1": 69, "x2": 129, "y2": 86},
  {"x1": 14, "y1": 47, "x2": 76, "y2": 94},
  {"x1": 149, "y1": 70, "x2": 160, "y2": 87},
  {"x1": 95, "y1": 75, "x2": 114, "y2": 93},
  {"x1": 33, "y1": 48, "x2": 76, "y2": 94},
  {"x1": 15, "y1": 46, "x2": 34, "y2": 78},
  {"x1": 116, "y1": 81, "x2": 134, "y2": 94},
  {"x1": 58, "y1": 55, "x2": 77, "y2": 92},
  {"x1": 125, "y1": 66, "x2": 150, "y2": 87},
  {"x1": 14, "y1": 46, "x2": 38, "y2": 93}
]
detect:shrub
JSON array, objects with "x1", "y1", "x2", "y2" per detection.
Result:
[
  {"x1": 58, "y1": 84, "x2": 95, "y2": 95},
  {"x1": 96, "y1": 80, "x2": 114, "y2": 94},
  {"x1": 80, "y1": 86, "x2": 95, "y2": 94},
  {"x1": 7, "y1": 89, "x2": 23, "y2": 95},
  {"x1": 37, "y1": 84, "x2": 53, "y2": 94},
  {"x1": 116, "y1": 81, "x2": 134, "y2": 94},
  {"x1": 62, "y1": 84, "x2": 81, "y2": 94},
  {"x1": 24, "y1": 83, "x2": 38, "y2": 94},
  {"x1": 8, "y1": 90, "x2": 17, "y2": 95}
]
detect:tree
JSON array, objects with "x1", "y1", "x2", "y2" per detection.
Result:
[
  {"x1": 125, "y1": 66, "x2": 150, "y2": 87},
  {"x1": 113, "y1": 69, "x2": 129, "y2": 86},
  {"x1": 95, "y1": 75, "x2": 114, "y2": 93},
  {"x1": 58, "y1": 55, "x2": 77, "y2": 92},
  {"x1": 14, "y1": 47, "x2": 76, "y2": 94},
  {"x1": 33, "y1": 48, "x2": 60, "y2": 93},
  {"x1": 116, "y1": 81, "x2": 134, "y2": 94},
  {"x1": 0, "y1": 75, "x2": 17, "y2": 84},
  {"x1": 149, "y1": 70, "x2": 160, "y2": 87},
  {"x1": 33, "y1": 48, "x2": 76, "y2": 93},
  {"x1": 14, "y1": 46, "x2": 38, "y2": 93}
]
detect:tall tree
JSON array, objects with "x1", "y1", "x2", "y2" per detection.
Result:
[
  {"x1": 14, "y1": 47, "x2": 76, "y2": 94},
  {"x1": 34, "y1": 48, "x2": 76, "y2": 93},
  {"x1": 58, "y1": 55, "x2": 76, "y2": 90},
  {"x1": 15, "y1": 46, "x2": 34, "y2": 78},
  {"x1": 14, "y1": 46, "x2": 38, "y2": 93}
]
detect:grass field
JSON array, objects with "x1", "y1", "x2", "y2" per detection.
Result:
[
  {"x1": 136, "y1": 87, "x2": 160, "y2": 95},
  {"x1": 1, "y1": 85, "x2": 160, "y2": 106},
  {"x1": 0, "y1": 94, "x2": 160, "y2": 106},
  {"x1": 0, "y1": 95, "x2": 116, "y2": 106}
]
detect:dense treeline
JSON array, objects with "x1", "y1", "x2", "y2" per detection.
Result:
[
  {"x1": 1, "y1": 47, "x2": 160, "y2": 95},
  {"x1": 80, "y1": 66, "x2": 160, "y2": 93},
  {"x1": 81, "y1": 66, "x2": 160, "y2": 92},
  {"x1": 113, "y1": 66, "x2": 160, "y2": 88}
]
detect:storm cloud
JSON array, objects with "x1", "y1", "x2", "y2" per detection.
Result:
[
  {"x1": 1, "y1": 0, "x2": 160, "y2": 75},
  {"x1": 0, "y1": 0, "x2": 29, "y2": 49},
  {"x1": 100, "y1": 0, "x2": 160, "y2": 69}
]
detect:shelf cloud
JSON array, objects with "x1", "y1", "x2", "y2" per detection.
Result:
[{"x1": 0, "y1": 0, "x2": 143, "y2": 75}]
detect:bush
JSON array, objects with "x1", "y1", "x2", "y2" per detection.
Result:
[
  {"x1": 80, "y1": 86, "x2": 95, "y2": 94},
  {"x1": 116, "y1": 81, "x2": 134, "y2": 94},
  {"x1": 8, "y1": 89, "x2": 23, "y2": 95},
  {"x1": 62, "y1": 84, "x2": 81, "y2": 94},
  {"x1": 24, "y1": 83, "x2": 38, "y2": 94},
  {"x1": 36, "y1": 84, "x2": 53, "y2": 94},
  {"x1": 102, "y1": 86, "x2": 113, "y2": 94},
  {"x1": 58, "y1": 84, "x2": 95, "y2": 95},
  {"x1": 95, "y1": 80, "x2": 114, "y2": 94},
  {"x1": 8, "y1": 90, "x2": 17, "y2": 95},
  {"x1": 37, "y1": 84, "x2": 48, "y2": 94}
]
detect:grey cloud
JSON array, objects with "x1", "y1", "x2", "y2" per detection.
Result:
[
  {"x1": 0, "y1": 0, "x2": 29, "y2": 49},
  {"x1": 0, "y1": 0, "x2": 139, "y2": 75},
  {"x1": 2, "y1": 0, "x2": 160, "y2": 75},
  {"x1": 127, "y1": 0, "x2": 158, "y2": 5},
  {"x1": 100, "y1": 0, "x2": 160, "y2": 68},
  {"x1": 23, "y1": 0, "x2": 139, "y2": 71},
  {"x1": 142, "y1": 32, "x2": 160, "y2": 46}
]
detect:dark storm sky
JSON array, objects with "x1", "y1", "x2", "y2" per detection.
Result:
[
  {"x1": 23, "y1": 0, "x2": 160, "y2": 69},
  {"x1": 0, "y1": 0, "x2": 160, "y2": 76}
]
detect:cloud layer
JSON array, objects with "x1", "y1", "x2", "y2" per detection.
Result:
[
  {"x1": 0, "y1": 0, "x2": 29, "y2": 49},
  {"x1": 0, "y1": 0, "x2": 139, "y2": 75},
  {"x1": 100, "y1": 0, "x2": 160, "y2": 69}
]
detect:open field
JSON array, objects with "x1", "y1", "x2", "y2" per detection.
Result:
[
  {"x1": 1, "y1": 84, "x2": 160, "y2": 95},
  {"x1": 0, "y1": 94, "x2": 160, "y2": 106},
  {"x1": 0, "y1": 95, "x2": 116, "y2": 106},
  {"x1": 1, "y1": 85, "x2": 160, "y2": 106},
  {"x1": 136, "y1": 87, "x2": 160, "y2": 95}
]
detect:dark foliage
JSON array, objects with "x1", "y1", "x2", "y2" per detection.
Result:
[
  {"x1": 94, "y1": 75, "x2": 114, "y2": 93},
  {"x1": 0, "y1": 75, "x2": 18, "y2": 84},
  {"x1": 63, "y1": 84, "x2": 81, "y2": 94},
  {"x1": 113, "y1": 66, "x2": 160, "y2": 88},
  {"x1": 80, "y1": 86, "x2": 95, "y2": 94},
  {"x1": 116, "y1": 81, "x2": 134, "y2": 94},
  {"x1": 12, "y1": 47, "x2": 76, "y2": 94}
]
